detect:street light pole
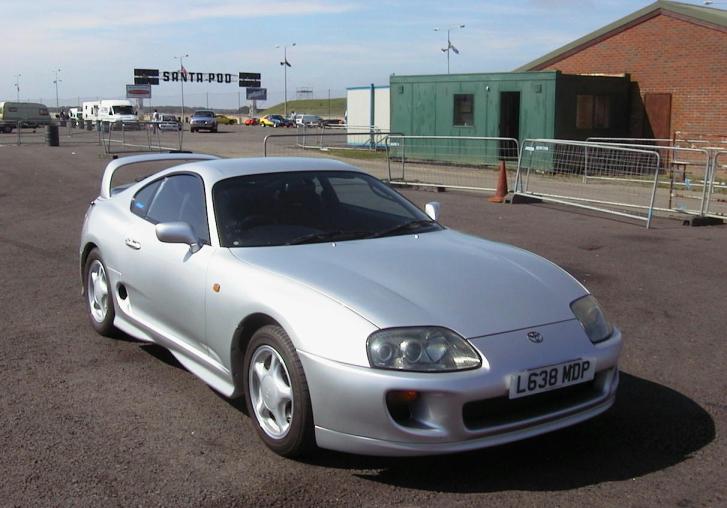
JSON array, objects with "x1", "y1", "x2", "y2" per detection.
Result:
[
  {"x1": 175, "y1": 53, "x2": 189, "y2": 124},
  {"x1": 53, "y1": 68, "x2": 62, "y2": 109},
  {"x1": 14, "y1": 74, "x2": 21, "y2": 101},
  {"x1": 434, "y1": 24, "x2": 465, "y2": 74},
  {"x1": 276, "y1": 43, "x2": 296, "y2": 117}
]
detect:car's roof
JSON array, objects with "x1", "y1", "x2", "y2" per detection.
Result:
[{"x1": 170, "y1": 157, "x2": 366, "y2": 186}]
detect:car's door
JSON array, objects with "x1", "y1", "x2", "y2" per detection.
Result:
[{"x1": 122, "y1": 173, "x2": 213, "y2": 352}]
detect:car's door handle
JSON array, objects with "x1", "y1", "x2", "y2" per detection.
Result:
[{"x1": 125, "y1": 238, "x2": 141, "y2": 250}]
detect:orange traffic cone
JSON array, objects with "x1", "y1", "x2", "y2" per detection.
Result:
[{"x1": 488, "y1": 160, "x2": 509, "y2": 203}]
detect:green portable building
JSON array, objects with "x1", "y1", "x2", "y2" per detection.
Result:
[{"x1": 389, "y1": 71, "x2": 631, "y2": 163}]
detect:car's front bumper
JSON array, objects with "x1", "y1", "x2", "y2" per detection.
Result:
[{"x1": 299, "y1": 319, "x2": 621, "y2": 456}]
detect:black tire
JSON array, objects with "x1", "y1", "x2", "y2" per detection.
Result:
[
  {"x1": 84, "y1": 249, "x2": 117, "y2": 336},
  {"x1": 243, "y1": 325, "x2": 315, "y2": 457}
]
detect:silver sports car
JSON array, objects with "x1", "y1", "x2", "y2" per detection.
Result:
[{"x1": 80, "y1": 153, "x2": 622, "y2": 457}]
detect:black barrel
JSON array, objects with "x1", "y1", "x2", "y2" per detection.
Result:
[{"x1": 46, "y1": 125, "x2": 60, "y2": 147}]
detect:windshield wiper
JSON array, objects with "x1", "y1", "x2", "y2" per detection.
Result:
[
  {"x1": 368, "y1": 219, "x2": 438, "y2": 239},
  {"x1": 286, "y1": 230, "x2": 371, "y2": 245}
]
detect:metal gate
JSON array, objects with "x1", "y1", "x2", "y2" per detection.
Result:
[
  {"x1": 514, "y1": 139, "x2": 661, "y2": 228},
  {"x1": 386, "y1": 136, "x2": 519, "y2": 191},
  {"x1": 705, "y1": 151, "x2": 727, "y2": 219},
  {"x1": 263, "y1": 131, "x2": 395, "y2": 181},
  {"x1": 102, "y1": 121, "x2": 183, "y2": 154}
]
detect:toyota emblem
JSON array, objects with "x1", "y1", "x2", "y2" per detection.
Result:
[{"x1": 527, "y1": 331, "x2": 544, "y2": 343}]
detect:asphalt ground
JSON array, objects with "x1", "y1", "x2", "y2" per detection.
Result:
[{"x1": 1, "y1": 132, "x2": 725, "y2": 507}]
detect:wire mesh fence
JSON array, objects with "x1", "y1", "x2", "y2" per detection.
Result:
[
  {"x1": 386, "y1": 136, "x2": 519, "y2": 191},
  {"x1": 585, "y1": 138, "x2": 713, "y2": 216},
  {"x1": 705, "y1": 151, "x2": 727, "y2": 219},
  {"x1": 262, "y1": 131, "x2": 393, "y2": 180},
  {"x1": 515, "y1": 139, "x2": 661, "y2": 228},
  {"x1": 0, "y1": 121, "x2": 50, "y2": 145},
  {"x1": 101, "y1": 121, "x2": 184, "y2": 155},
  {"x1": 61, "y1": 119, "x2": 103, "y2": 144}
]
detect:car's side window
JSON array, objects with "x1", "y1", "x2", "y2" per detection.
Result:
[
  {"x1": 130, "y1": 180, "x2": 162, "y2": 219},
  {"x1": 145, "y1": 174, "x2": 210, "y2": 243}
]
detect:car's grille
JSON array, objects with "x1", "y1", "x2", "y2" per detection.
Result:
[{"x1": 462, "y1": 377, "x2": 605, "y2": 430}]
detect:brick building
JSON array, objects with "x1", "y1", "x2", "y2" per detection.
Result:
[{"x1": 516, "y1": 1, "x2": 726, "y2": 140}]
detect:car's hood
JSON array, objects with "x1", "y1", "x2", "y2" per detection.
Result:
[{"x1": 230, "y1": 229, "x2": 587, "y2": 338}]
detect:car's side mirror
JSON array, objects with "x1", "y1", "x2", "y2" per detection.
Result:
[
  {"x1": 156, "y1": 222, "x2": 201, "y2": 253},
  {"x1": 425, "y1": 201, "x2": 441, "y2": 221}
]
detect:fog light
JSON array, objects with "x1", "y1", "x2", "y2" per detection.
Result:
[
  {"x1": 390, "y1": 390, "x2": 419, "y2": 402},
  {"x1": 386, "y1": 390, "x2": 420, "y2": 425}
]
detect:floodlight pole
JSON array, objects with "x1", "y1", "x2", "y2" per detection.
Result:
[
  {"x1": 175, "y1": 53, "x2": 189, "y2": 124},
  {"x1": 53, "y1": 68, "x2": 61, "y2": 109},
  {"x1": 277, "y1": 43, "x2": 296, "y2": 117},
  {"x1": 14, "y1": 74, "x2": 21, "y2": 101}
]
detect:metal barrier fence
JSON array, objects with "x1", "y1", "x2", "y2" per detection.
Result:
[
  {"x1": 0, "y1": 121, "x2": 50, "y2": 145},
  {"x1": 587, "y1": 137, "x2": 671, "y2": 147},
  {"x1": 293, "y1": 126, "x2": 390, "y2": 150},
  {"x1": 586, "y1": 138, "x2": 714, "y2": 217},
  {"x1": 263, "y1": 131, "x2": 395, "y2": 180},
  {"x1": 386, "y1": 136, "x2": 519, "y2": 191},
  {"x1": 101, "y1": 121, "x2": 184, "y2": 155},
  {"x1": 62, "y1": 119, "x2": 103, "y2": 144},
  {"x1": 705, "y1": 151, "x2": 727, "y2": 219},
  {"x1": 514, "y1": 139, "x2": 661, "y2": 228}
]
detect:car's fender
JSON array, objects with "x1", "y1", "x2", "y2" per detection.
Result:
[{"x1": 204, "y1": 248, "x2": 378, "y2": 376}]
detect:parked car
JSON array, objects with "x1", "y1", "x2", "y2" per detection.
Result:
[
  {"x1": 243, "y1": 117, "x2": 259, "y2": 126},
  {"x1": 157, "y1": 114, "x2": 182, "y2": 131},
  {"x1": 260, "y1": 114, "x2": 294, "y2": 128},
  {"x1": 190, "y1": 110, "x2": 218, "y2": 133},
  {"x1": 216, "y1": 114, "x2": 237, "y2": 125},
  {"x1": 81, "y1": 154, "x2": 622, "y2": 458},
  {"x1": 296, "y1": 114, "x2": 322, "y2": 128},
  {"x1": 321, "y1": 118, "x2": 344, "y2": 127}
]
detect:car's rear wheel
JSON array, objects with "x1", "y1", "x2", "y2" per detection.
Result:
[
  {"x1": 84, "y1": 249, "x2": 116, "y2": 336},
  {"x1": 244, "y1": 325, "x2": 315, "y2": 457}
]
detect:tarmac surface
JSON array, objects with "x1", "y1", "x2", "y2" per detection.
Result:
[{"x1": 1, "y1": 129, "x2": 726, "y2": 506}]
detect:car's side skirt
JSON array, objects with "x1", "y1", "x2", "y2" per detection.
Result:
[{"x1": 114, "y1": 314, "x2": 236, "y2": 397}]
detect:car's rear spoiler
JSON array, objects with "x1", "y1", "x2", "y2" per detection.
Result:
[{"x1": 100, "y1": 153, "x2": 220, "y2": 199}]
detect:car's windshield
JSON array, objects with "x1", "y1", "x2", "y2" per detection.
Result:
[
  {"x1": 161, "y1": 115, "x2": 176, "y2": 121},
  {"x1": 194, "y1": 111, "x2": 214, "y2": 117},
  {"x1": 269, "y1": 115, "x2": 284, "y2": 120},
  {"x1": 213, "y1": 170, "x2": 440, "y2": 247},
  {"x1": 112, "y1": 105, "x2": 134, "y2": 115}
]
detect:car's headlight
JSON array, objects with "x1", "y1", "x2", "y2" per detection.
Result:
[
  {"x1": 571, "y1": 295, "x2": 614, "y2": 343},
  {"x1": 366, "y1": 327, "x2": 481, "y2": 372}
]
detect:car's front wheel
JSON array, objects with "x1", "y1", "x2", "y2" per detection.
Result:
[
  {"x1": 84, "y1": 249, "x2": 116, "y2": 336},
  {"x1": 244, "y1": 325, "x2": 315, "y2": 457}
]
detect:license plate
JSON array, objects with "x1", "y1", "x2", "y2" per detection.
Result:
[{"x1": 509, "y1": 358, "x2": 595, "y2": 399}]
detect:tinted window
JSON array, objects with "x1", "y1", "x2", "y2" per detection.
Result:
[
  {"x1": 213, "y1": 170, "x2": 438, "y2": 247},
  {"x1": 131, "y1": 180, "x2": 162, "y2": 218},
  {"x1": 194, "y1": 111, "x2": 214, "y2": 117},
  {"x1": 146, "y1": 175, "x2": 209, "y2": 242}
]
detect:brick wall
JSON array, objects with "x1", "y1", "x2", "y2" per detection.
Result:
[{"x1": 533, "y1": 13, "x2": 727, "y2": 138}]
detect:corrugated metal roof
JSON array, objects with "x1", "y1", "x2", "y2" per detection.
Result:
[{"x1": 515, "y1": 1, "x2": 727, "y2": 71}]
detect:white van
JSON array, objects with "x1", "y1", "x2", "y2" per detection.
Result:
[
  {"x1": 0, "y1": 102, "x2": 51, "y2": 133},
  {"x1": 82, "y1": 100, "x2": 139, "y2": 127}
]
